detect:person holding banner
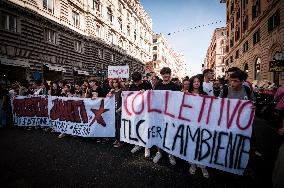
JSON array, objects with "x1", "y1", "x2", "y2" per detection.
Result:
[
  {"x1": 129, "y1": 72, "x2": 152, "y2": 158},
  {"x1": 59, "y1": 84, "x2": 73, "y2": 97},
  {"x1": 150, "y1": 75, "x2": 160, "y2": 90},
  {"x1": 187, "y1": 75, "x2": 210, "y2": 178},
  {"x1": 0, "y1": 84, "x2": 8, "y2": 128},
  {"x1": 152, "y1": 67, "x2": 180, "y2": 166},
  {"x1": 87, "y1": 80, "x2": 104, "y2": 99},
  {"x1": 272, "y1": 84, "x2": 284, "y2": 188},
  {"x1": 220, "y1": 70, "x2": 256, "y2": 178},
  {"x1": 181, "y1": 78, "x2": 190, "y2": 93},
  {"x1": 58, "y1": 83, "x2": 76, "y2": 138},
  {"x1": 109, "y1": 79, "x2": 123, "y2": 148},
  {"x1": 219, "y1": 70, "x2": 254, "y2": 101},
  {"x1": 49, "y1": 82, "x2": 61, "y2": 96},
  {"x1": 73, "y1": 83, "x2": 81, "y2": 98}
]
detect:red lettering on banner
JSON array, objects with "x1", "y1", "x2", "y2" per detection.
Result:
[
  {"x1": 79, "y1": 101, "x2": 88, "y2": 123},
  {"x1": 66, "y1": 100, "x2": 74, "y2": 122},
  {"x1": 131, "y1": 92, "x2": 145, "y2": 115},
  {"x1": 206, "y1": 97, "x2": 216, "y2": 124},
  {"x1": 25, "y1": 98, "x2": 37, "y2": 117},
  {"x1": 198, "y1": 95, "x2": 212, "y2": 123},
  {"x1": 164, "y1": 91, "x2": 175, "y2": 118},
  {"x1": 50, "y1": 99, "x2": 88, "y2": 123},
  {"x1": 236, "y1": 101, "x2": 254, "y2": 131},
  {"x1": 218, "y1": 98, "x2": 225, "y2": 126},
  {"x1": 123, "y1": 92, "x2": 134, "y2": 116},
  {"x1": 13, "y1": 99, "x2": 25, "y2": 117},
  {"x1": 37, "y1": 97, "x2": 48, "y2": 117},
  {"x1": 50, "y1": 99, "x2": 60, "y2": 120},
  {"x1": 147, "y1": 90, "x2": 162, "y2": 114},
  {"x1": 59, "y1": 101, "x2": 68, "y2": 121},
  {"x1": 72, "y1": 101, "x2": 81, "y2": 123},
  {"x1": 13, "y1": 97, "x2": 48, "y2": 117},
  {"x1": 226, "y1": 100, "x2": 241, "y2": 129},
  {"x1": 178, "y1": 93, "x2": 192, "y2": 122}
]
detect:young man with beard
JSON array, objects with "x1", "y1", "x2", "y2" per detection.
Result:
[
  {"x1": 213, "y1": 79, "x2": 221, "y2": 97},
  {"x1": 203, "y1": 69, "x2": 214, "y2": 96},
  {"x1": 153, "y1": 67, "x2": 180, "y2": 165}
]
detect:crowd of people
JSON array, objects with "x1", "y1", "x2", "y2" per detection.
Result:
[{"x1": 0, "y1": 67, "x2": 283, "y2": 187}]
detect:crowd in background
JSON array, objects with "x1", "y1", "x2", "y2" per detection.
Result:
[{"x1": 0, "y1": 67, "x2": 283, "y2": 187}]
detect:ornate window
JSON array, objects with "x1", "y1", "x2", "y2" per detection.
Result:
[{"x1": 254, "y1": 58, "x2": 261, "y2": 80}]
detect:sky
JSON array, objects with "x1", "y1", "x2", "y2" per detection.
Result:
[{"x1": 140, "y1": 0, "x2": 226, "y2": 76}]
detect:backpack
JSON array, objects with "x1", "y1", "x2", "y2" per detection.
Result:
[{"x1": 222, "y1": 85, "x2": 252, "y2": 100}]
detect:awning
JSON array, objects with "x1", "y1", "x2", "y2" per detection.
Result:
[
  {"x1": 0, "y1": 56, "x2": 30, "y2": 67},
  {"x1": 74, "y1": 68, "x2": 89, "y2": 76},
  {"x1": 44, "y1": 63, "x2": 66, "y2": 72}
]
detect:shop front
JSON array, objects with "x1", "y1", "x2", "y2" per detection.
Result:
[
  {"x1": 269, "y1": 51, "x2": 284, "y2": 86},
  {"x1": 42, "y1": 63, "x2": 66, "y2": 82},
  {"x1": 0, "y1": 56, "x2": 30, "y2": 86},
  {"x1": 73, "y1": 67, "x2": 90, "y2": 84}
]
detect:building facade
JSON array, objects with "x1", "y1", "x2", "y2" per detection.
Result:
[
  {"x1": 149, "y1": 34, "x2": 187, "y2": 79},
  {"x1": 222, "y1": 0, "x2": 284, "y2": 85},
  {"x1": 0, "y1": 0, "x2": 153, "y2": 84},
  {"x1": 205, "y1": 27, "x2": 227, "y2": 78}
]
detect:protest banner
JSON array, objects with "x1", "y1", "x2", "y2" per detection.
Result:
[
  {"x1": 108, "y1": 65, "x2": 129, "y2": 78},
  {"x1": 12, "y1": 96, "x2": 50, "y2": 126},
  {"x1": 49, "y1": 96, "x2": 115, "y2": 137},
  {"x1": 12, "y1": 96, "x2": 116, "y2": 137},
  {"x1": 120, "y1": 90, "x2": 255, "y2": 175}
]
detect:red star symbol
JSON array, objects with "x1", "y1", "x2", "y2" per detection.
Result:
[{"x1": 90, "y1": 99, "x2": 110, "y2": 127}]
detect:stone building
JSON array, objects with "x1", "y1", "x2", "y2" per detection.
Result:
[
  {"x1": 222, "y1": 0, "x2": 284, "y2": 85},
  {"x1": 149, "y1": 33, "x2": 187, "y2": 79},
  {"x1": 0, "y1": 0, "x2": 153, "y2": 84},
  {"x1": 205, "y1": 27, "x2": 227, "y2": 78}
]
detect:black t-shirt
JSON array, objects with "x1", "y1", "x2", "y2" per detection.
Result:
[
  {"x1": 25, "y1": 89, "x2": 35, "y2": 96},
  {"x1": 74, "y1": 90, "x2": 83, "y2": 98},
  {"x1": 51, "y1": 89, "x2": 60, "y2": 96},
  {"x1": 112, "y1": 89, "x2": 122, "y2": 110},
  {"x1": 142, "y1": 80, "x2": 153, "y2": 90},
  {"x1": 59, "y1": 92, "x2": 68, "y2": 97},
  {"x1": 89, "y1": 86, "x2": 105, "y2": 98},
  {"x1": 154, "y1": 81, "x2": 180, "y2": 91},
  {"x1": 129, "y1": 82, "x2": 152, "y2": 91},
  {"x1": 103, "y1": 85, "x2": 111, "y2": 97},
  {"x1": 213, "y1": 89, "x2": 221, "y2": 97}
]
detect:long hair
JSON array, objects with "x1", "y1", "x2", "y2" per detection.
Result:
[
  {"x1": 111, "y1": 78, "x2": 121, "y2": 89},
  {"x1": 189, "y1": 75, "x2": 205, "y2": 94},
  {"x1": 50, "y1": 82, "x2": 60, "y2": 96},
  {"x1": 181, "y1": 78, "x2": 190, "y2": 92}
]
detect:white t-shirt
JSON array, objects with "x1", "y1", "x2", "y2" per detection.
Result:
[{"x1": 203, "y1": 82, "x2": 214, "y2": 96}]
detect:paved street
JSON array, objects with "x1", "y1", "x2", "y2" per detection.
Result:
[
  {"x1": 1, "y1": 0, "x2": 283, "y2": 187},
  {"x1": 251, "y1": 117, "x2": 283, "y2": 188},
  {"x1": 0, "y1": 117, "x2": 280, "y2": 188}
]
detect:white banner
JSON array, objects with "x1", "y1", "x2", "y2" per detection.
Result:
[
  {"x1": 108, "y1": 65, "x2": 129, "y2": 78},
  {"x1": 49, "y1": 96, "x2": 115, "y2": 137},
  {"x1": 120, "y1": 90, "x2": 254, "y2": 175},
  {"x1": 12, "y1": 96, "x2": 116, "y2": 137},
  {"x1": 12, "y1": 96, "x2": 50, "y2": 127}
]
